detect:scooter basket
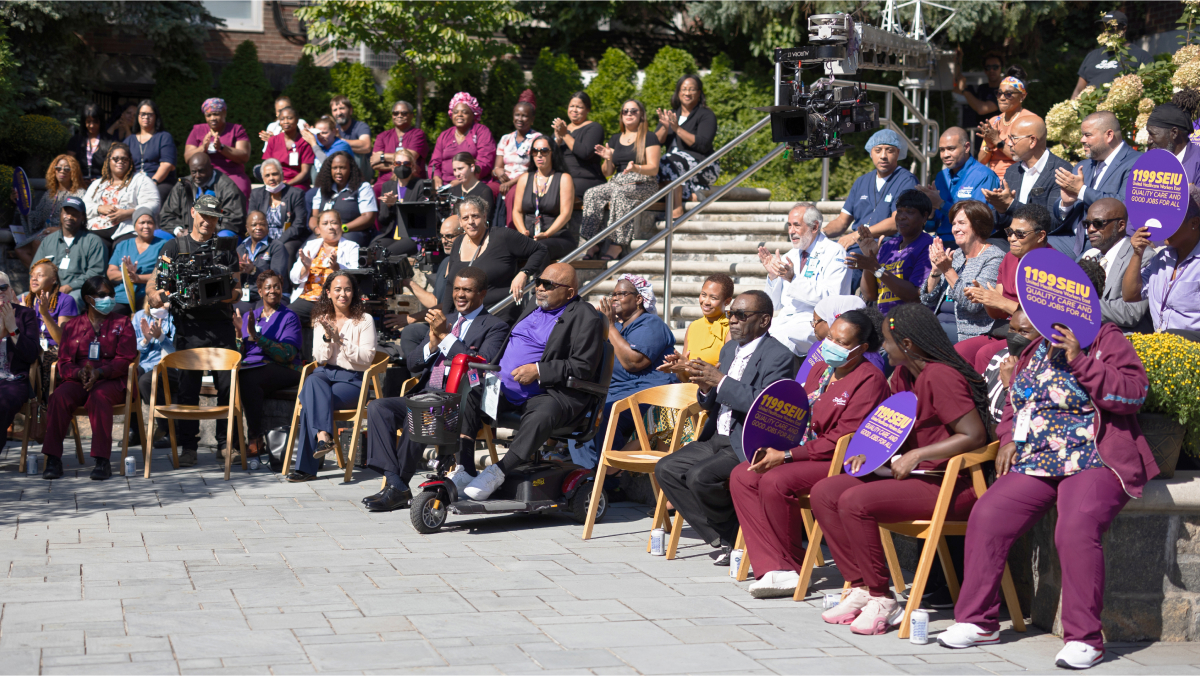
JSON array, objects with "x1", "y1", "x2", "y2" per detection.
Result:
[{"x1": 404, "y1": 391, "x2": 461, "y2": 445}]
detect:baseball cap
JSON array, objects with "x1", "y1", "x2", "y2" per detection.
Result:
[
  {"x1": 61, "y1": 196, "x2": 85, "y2": 214},
  {"x1": 193, "y1": 194, "x2": 226, "y2": 217},
  {"x1": 1096, "y1": 10, "x2": 1127, "y2": 26}
]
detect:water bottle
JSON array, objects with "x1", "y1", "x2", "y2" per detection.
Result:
[
  {"x1": 649, "y1": 528, "x2": 665, "y2": 556},
  {"x1": 823, "y1": 593, "x2": 841, "y2": 609},
  {"x1": 26, "y1": 454, "x2": 38, "y2": 476},
  {"x1": 124, "y1": 456, "x2": 136, "y2": 477},
  {"x1": 249, "y1": 456, "x2": 261, "y2": 471},
  {"x1": 728, "y1": 549, "x2": 744, "y2": 578},
  {"x1": 910, "y1": 609, "x2": 930, "y2": 644}
]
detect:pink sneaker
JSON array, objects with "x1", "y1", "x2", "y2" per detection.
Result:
[
  {"x1": 821, "y1": 587, "x2": 870, "y2": 625},
  {"x1": 849, "y1": 595, "x2": 904, "y2": 635}
]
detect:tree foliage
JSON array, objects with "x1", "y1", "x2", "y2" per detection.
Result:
[
  {"x1": 153, "y1": 45, "x2": 215, "y2": 176},
  {"x1": 329, "y1": 61, "x2": 386, "y2": 134},
  {"x1": 297, "y1": 0, "x2": 524, "y2": 126},
  {"x1": 282, "y1": 53, "x2": 333, "y2": 126},
  {"x1": 482, "y1": 57, "x2": 528, "y2": 136},
  {"x1": 219, "y1": 41, "x2": 275, "y2": 164},
  {"x1": 586, "y1": 47, "x2": 639, "y2": 134},
  {"x1": 640, "y1": 46, "x2": 699, "y2": 114},
  {"x1": 531, "y1": 47, "x2": 583, "y2": 130}
]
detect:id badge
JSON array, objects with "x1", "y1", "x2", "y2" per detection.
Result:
[
  {"x1": 88, "y1": 340, "x2": 100, "y2": 361},
  {"x1": 241, "y1": 286, "x2": 250, "y2": 302},
  {"x1": 288, "y1": 150, "x2": 299, "y2": 166},
  {"x1": 58, "y1": 256, "x2": 70, "y2": 270},
  {"x1": 1013, "y1": 405, "x2": 1033, "y2": 442},
  {"x1": 40, "y1": 336, "x2": 49, "y2": 351},
  {"x1": 481, "y1": 372, "x2": 501, "y2": 419}
]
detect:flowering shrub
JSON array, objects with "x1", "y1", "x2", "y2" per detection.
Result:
[{"x1": 1129, "y1": 333, "x2": 1200, "y2": 457}]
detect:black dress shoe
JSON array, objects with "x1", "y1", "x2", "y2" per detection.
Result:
[
  {"x1": 286, "y1": 470, "x2": 319, "y2": 482},
  {"x1": 361, "y1": 489, "x2": 387, "y2": 505},
  {"x1": 42, "y1": 455, "x2": 63, "y2": 480},
  {"x1": 713, "y1": 545, "x2": 732, "y2": 566},
  {"x1": 90, "y1": 457, "x2": 112, "y2": 481},
  {"x1": 366, "y1": 486, "x2": 413, "y2": 512}
]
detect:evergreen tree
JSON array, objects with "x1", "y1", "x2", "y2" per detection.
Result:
[
  {"x1": 329, "y1": 61, "x2": 386, "y2": 133},
  {"x1": 282, "y1": 53, "x2": 333, "y2": 124},
  {"x1": 219, "y1": 40, "x2": 274, "y2": 164},
  {"x1": 153, "y1": 45, "x2": 215, "y2": 177},
  {"x1": 585, "y1": 47, "x2": 637, "y2": 134},
  {"x1": 640, "y1": 46, "x2": 698, "y2": 115},
  {"x1": 482, "y1": 57, "x2": 527, "y2": 136},
  {"x1": 531, "y1": 48, "x2": 582, "y2": 130}
]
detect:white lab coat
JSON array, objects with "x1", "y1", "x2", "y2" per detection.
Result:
[{"x1": 765, "y1": 233, "x2": 851, "y2": 354}]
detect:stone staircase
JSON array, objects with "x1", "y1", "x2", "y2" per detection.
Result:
[{"x1": 578, "y1": 200, "x2": 846, "y2": 345}]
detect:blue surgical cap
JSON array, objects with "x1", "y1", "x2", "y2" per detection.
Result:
[{"x1": 865, "y1": 129, "x2": 908, "y2": 161}]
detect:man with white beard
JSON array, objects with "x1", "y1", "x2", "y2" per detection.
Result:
[{"x1": 757, "y1": 202, "x2": 851, "y2": 355}]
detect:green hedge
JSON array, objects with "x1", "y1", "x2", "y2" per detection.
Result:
[
  {"x1": 640, "y1": 46, "x2": 697, "y2": 115},
  {"x1": 219, "y1": 41, "x2": 275, "y2": 165},
  {"x1": 531, "y1": 47, "x2": 582, "y2": 130},
  {"x1": 153, "y1": 46, "x2": 215, "y2": 177},
  {"x1": 586, "y1": 47, "x2": 638, "y2": 134},
  {"x1": 282, "y1": 54, "x2": 334, "y2": 124},
  {"x1": 481, "y1": 57, "x2": 526, "y2": 136},
  {"x1": 330, "y1": 61, "x2": 386, "y2": 133}
]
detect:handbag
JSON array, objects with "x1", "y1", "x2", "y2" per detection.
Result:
[
  {"x1": 264, "y1": 425, "x2": 290, "y2": 472},
  {"x1": 28, "y1": 403, "x2": 47, "y2": 444}
]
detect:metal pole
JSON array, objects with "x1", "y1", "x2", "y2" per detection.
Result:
[
  {"x1": 821, "y1": 158, "x2": 830, "y2": 201},
  {"x1": 663, "y1": 191, "x2": 673, "y2": 324}
]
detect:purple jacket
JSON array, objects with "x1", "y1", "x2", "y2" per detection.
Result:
[
  {"x1": 998, "y1": 322, "x2": 1158, "y2": 498},
  {"x1": 1182, "y1": 143, "x2": 1200, "y2": 187}
]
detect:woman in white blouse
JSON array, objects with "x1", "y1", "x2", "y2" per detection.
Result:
[
  {"x1": 82, "y1": 142, "x2": 160, "y2": 244},
  {"x1": 287, "y1": 270, "x2": 377, "y2": 482},
  {"x1": 288, "y1": 209, "x2": 360, "y2": 360}
]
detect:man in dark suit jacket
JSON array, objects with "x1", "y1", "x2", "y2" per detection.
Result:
[
  {"x1": 1080, "y1": 198, "x2": 1152, "y2": 332},
  {"x1": 655, "y1": 291, "x2": 797, "y2": 563},
  {"x1": 984, "y1": 117, "x2": 1072, "y2": 251},
  {"x1": 1055, "y1": 111, "x2": 1142, "y2": 259},
  {"x1": 458, "y1": 262, "x2": 607, "y2": 501},
  {"x1": 362, "y1": 266, "x2": 508, "y2": 511}
]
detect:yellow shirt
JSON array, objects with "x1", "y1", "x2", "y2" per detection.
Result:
[{"x1": 685, "y1": 313, "x2": 729, "y2": 365}]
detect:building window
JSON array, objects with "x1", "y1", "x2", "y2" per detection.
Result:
[{"x1": 203, "y1": 0, "x2": 263, "y2": 33}]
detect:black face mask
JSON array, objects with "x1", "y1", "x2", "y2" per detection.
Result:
[
  {"x1": 1007, "y1": 332, "x2": 1033, "y2": 357},
  {"x1": 395, "y1": 165, "x2": 412, "y2": 180}
]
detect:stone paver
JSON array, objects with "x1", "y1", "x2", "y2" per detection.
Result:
[{"x1": 0, "y1": 441, "x2": 1196, "y2": 674}]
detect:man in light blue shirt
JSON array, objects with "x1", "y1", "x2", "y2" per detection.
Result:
[
  {"x1": 919, "y1": 127, "x2": 999, "y2": 245},
  {"x1": 308, "y1": 117, "x2": 354, "y2": 175}
]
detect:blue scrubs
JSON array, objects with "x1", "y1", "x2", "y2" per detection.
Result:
[
  {"x1": 931, "y1": 156, "x2": 999, "y2": 243},
  {"x1": 842, "y1": 167, "x2": 918, "y2": 230}
]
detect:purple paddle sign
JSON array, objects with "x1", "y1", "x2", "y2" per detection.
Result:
[
  {"x1": 846, "y1": 391, "x2": 919, "y2": 478},
  {"x1": 795, "y1": 340, "x2": 823, "y2": 386},
  {"x1": 1125, "y1": 149, "x2": 1187, "y2": 239},
  {"x1": 12, "y1": 167, "x2": 30, "y2": 216},
  {"x1": 1016, "y1": 248, "x2": 1101, "y2": 348},
  {"x1": 741, "y1": 379, "x2": 810, "y2": 463}
]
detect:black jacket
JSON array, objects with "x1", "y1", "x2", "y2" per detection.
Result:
[
  {"x1": 161, "y1": 170, "x2": 247, "y2": 235},
  {"x1": 995, "y1": 150, "x2": 1073, "y2": 234},
  {"x1": 68, "y1": 132, "x2": 115, "y2": 182},
  {"x1": 656, "y1": 105, "x2": 718, "y2": 161},
  {"x1": 697, "y1": 334, "x2": 797, "y2": 460},
  {"x1": 235, "y1": 238, "x2": 289, "y2": 301},
  {"x1": 404, "y1": 308, "x2": 508, "y2": 392},
  {"x1": 374, "y1": 178, "x2": 434, "y2": 256},
  {"x1": 248, "y1": 185, "x2": 311, "y2": 245}
]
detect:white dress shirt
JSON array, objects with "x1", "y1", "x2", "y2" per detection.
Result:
[
  {"x1": 1017, "y1": 148, "x2": 1050, "y2": 204},
  {"x1": 1083, "y1": 237, "x2": 1128, "y2": 282},
  {"x1": 716, "y1": 334, "x2": 764, "y2": 436},
  {"x1": 423, "y1": 305, "x2": 483, "y2": 362}
]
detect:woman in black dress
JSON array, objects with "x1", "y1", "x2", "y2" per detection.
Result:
[
  {"x1": 551, "y1": 92, "x2": 605, "y2": 199},
  {"x1": 513, "y1": 136, "x2": 577, "y2": 262},
  {"x1": 580, "y1": 99, "x2": 661, "y2": 260},
  {"x1": 655, "y1": 74, "x2": 720, "y2": 220}
]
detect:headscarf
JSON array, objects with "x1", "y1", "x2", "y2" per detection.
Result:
[
  {"x1": 449, "y1": 92, "x2": 483, "y2": 121},
  {"x1": 517, "y1": 89, "x2": 537, "y2": 112},
  {"x1": 864, "y1": 129, "x2": 907, "y2": 161},
  {"x1": 1147, "y1": 103, "x2": 1193, "y2": 132},
  {"x1": 814, "y1": 295, "x2": 865, "y2": 324},
  {"x1": 202, "y1": 98, "x2": 227, "y2": 114},
  {"x1": 618, "y1": 274, "x2": 656, "y2": 315},
  {"x1": 1000, "y1": 77, "x2": 1026, "y2": 95}
]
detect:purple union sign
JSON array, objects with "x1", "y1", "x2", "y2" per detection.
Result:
[
  {"x1": 1125, "y1": 148, "x2": 1187, "y2": 240},
  {"x1": 1016, "y1": 248, "x2": 1101, "y2": 349},
  {"x1": 846, "y1": 391, "x2": 919, "y2": 478},
  {"x1": 741, "y1": 379, "x2": 811, "y2": 463}
]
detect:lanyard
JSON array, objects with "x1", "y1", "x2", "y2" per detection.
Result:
[
  {"x1": 867, "y1": 171, "x2": 894, "y2": 218},
  {"x1": 468, "y1": 228, "x2": 490, "y2": 266}
]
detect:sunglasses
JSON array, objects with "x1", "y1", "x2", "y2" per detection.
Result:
[
  {"x1": 393, "y1": 110, "x2": 412, "y2": 116},
  {"x1": 1084, "y1": 217, "x2": 1123, "y2": 231},
  {"x1": 440, "y1": 233, "x2": 460, "y2": 242},
  {"x1": 531, "y1": 147, "x2": 552, "y2": 155},
  {"x1": 984, "y1": 64, "x2": 1002, "y2": 71},
  {"x1": 138, "y1": 112, "x2": 155, "y2": 118},
  {"x1": 396, "y1": 161, "x2": 413, "y2": 167},
  {"x1": 110, "y1": 156, "x2": 131, "y2": 163},
  {"x1": 533, "y1": 277, "x2": 571, "y2": 291},
  {"x1": 998, "y1": 90, "x2": 1022, "y2": 99},
  {"x1": 1004, "y1": 227, "x2": 1035, "y2": 240},
  {"x1": 620, "y1": 108, "x2": 641, "y2": 116},
  {"x1": 0, "y1": 284, "x2": 9, "y2": 292},
  {"x1": 729, "y1": 309, "x2": 768, "y2": 322}
]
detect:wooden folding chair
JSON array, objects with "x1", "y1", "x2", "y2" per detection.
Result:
[
  {"x1": 148, "y1": 348, "x2": 246, "y2": 480},
  {"x1": 17, "y1": 360, "x2": 42, "y2": 473},
  {"x1": 121, "y1": 266, "x2": 137, "y2": 314},
  {"x1": 33, "y1": 361, "x2": 141, "y2": 473},
  {"x1": 283, "y1": 350, "x2": 389, "y2": 483},
  {"x1": 877, "y1": 441, "x2": 1026, "y2": 639},
  {"x1": 581, "y1": 383, "x2": 704, "y2": 542}
]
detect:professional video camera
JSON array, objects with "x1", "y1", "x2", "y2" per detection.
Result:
[
  {"x1": 346, "y1": 245, "x2": 420, "y2": 341},
  {"x1": 756, "y1": 13, "x2": 879, "y2": 161},
  {"x1": 430, "y1": 184, "x2": 463, "y2": 222},
  {"x1": 154, "y1": 236, "x2": 239, "y2": 310}
]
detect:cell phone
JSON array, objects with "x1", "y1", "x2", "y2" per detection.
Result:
[{"x1": 751, "y1": 448, "x2": 767, "y2": 466}]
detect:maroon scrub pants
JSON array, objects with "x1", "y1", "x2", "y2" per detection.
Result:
[
  {"x1": 42, "y1": 379, "x2": 127, "y2": 459},
  {"x1": 729, "y1": 458, "x2": 831, "y2": 578}
]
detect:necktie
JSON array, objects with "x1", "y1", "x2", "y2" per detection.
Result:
[
  {"x1": 428, "y1": 317, "x2": 466, "y2": 390},
  {"x1": 797, "y1": 250, "x2": 810, "y2": 277},
  {"x1": 1092, "y1": 161, "x2": 1105, "y2": 189}
]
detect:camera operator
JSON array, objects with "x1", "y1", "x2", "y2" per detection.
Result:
[{"x1": 146, "y1": 194, "x2": 242, "y2": 468}]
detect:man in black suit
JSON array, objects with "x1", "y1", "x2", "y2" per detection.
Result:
[
  {"x1": 459, "y1": 262, "x2": 607, "y2": 500},
  {"x1": 362, "y1": 266, "x2": 508, "y2": 511},
  {"x1": 1055, "y1": 111, "x2": 1142, "y2": 259},
  {"x1": 655, "y1": 290, "x2": 797, "y2": 564},
  {"x1": 983, "y1": 116, "x2": 1072, "y2": 252}
]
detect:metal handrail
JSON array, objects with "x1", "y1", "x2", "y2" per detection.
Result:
[
  {"x1": 830, "y1": 79, "x2": 941, "y2": 184},
  {"x1": 488, "y1": 115, "x2": 773, "y2": 315}
]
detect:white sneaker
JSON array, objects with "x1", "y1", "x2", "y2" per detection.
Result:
[
  {"x1": 463, "y1": 464, "x2": 504, "y2": 500},
  {"x1": 938, "y1": 622, "x2": 1000, "y2": 648},
  {"x1": 849, "y1": 595, "x2": 904, "y2": 635},
  {"x1": 822, "y1": 586, "x2": 871, "y2": 624},
  {"x1": 446, "y1": 466, "x2": 474, "y2": 494},
  {"x1": 748, "y1": 570, "x2": 801, "y2": 599},
  {"x1": 1055, "y1": 641, "x2": 1104, "y2": 670}
]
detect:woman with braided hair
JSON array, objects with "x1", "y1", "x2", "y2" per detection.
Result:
[{"x1": 811, "y1": 302, "x2": 989, "y2": 636}]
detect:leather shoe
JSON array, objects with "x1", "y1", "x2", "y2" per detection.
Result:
[
  {"x1": 361, "y1": 489, "x2": 387, "y2": 505},
  {"x1": 90, "y1": 457, "x2": 112, "y2": 481},
  {"x1": 286, "y1": 470, "x2": 318, "y2": 482},
  {"x1": 366, "y1": 486, "x2": 413, "y2": 512},
  {"x1": 713, "y1": 545, "x2": 732, "y2": 566},
  {"x1": 42, "y1": 454, "x2": 63, "y2": 480}
]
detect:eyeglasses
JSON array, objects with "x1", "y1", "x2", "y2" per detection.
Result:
[
  {"x1": 610, "y1": 291, "x2": 638, "y2": 299},
  {"x1": 998, "y1": 90, "x2": 1022, "y2": 99},
  {"x1": 984, "y1": 64, "x2": 1002, "y2": 71},
  {"x1": 396, "y1": 161, "x2": 413, "y2": 167},
  {"x1": 0, "y1": 284, "x2": 10, "y2": 292},
  {"x1": 679, "y1": 86, "x2": 699, "y2": 93},
  {"x1": 620, "y1": 108, "x2": 640, "y2": 116},
  {"x1": 533, "y1": 277, "x2": 571, "y2": 291},
  {"x1": 393, "y1": 110, "x2": 412, "y2": 116},
  {"x1": 109, "y1": 156, "x2": 130, "y2": 164},
  {"x1": 1008, "y1": 133, "x2": 1035, "y2": 143},
  {"x1": 729, "y1": 309, "x2": 768, "y2": 322},
  {"x1": 1083, "y1": 217, "x2": 1123, "y2": 231},
  {"x1": 1004, "y1": 227, "x2": 1035, "y2": 240},
  {"x1": 810, "y1": 317, "x2": 826, "y2": 328},
  {"x1": 531, "y1": 147, "x2": 552, "y2": 155}
]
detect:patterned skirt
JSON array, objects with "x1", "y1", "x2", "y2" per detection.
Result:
[{"x1": 658, "y1": 150, "x2": 721, "y2": 201}]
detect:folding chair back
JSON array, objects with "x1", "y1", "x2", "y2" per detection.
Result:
[{"x1": 149, "y1": 347, "x2": 245, "y2": 480}]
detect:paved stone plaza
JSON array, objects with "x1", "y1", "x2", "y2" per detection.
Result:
[{"x1": 0, "y1": 444, "x2": 1197, "y2": 675}]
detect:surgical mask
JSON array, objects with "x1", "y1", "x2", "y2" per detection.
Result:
[
  {"x1": 1007, "y1": 332, "x2": 1033, "y2": 357},
  {"x1": 395, "y1": 165, "x2": 412, "y2": 179},
  {"x1": 91, "y1": 297, "x2": 117, "y2": 315},
  {"x1": 264, "y1": 181, "x2": 285, "y2": 194},
  {"x1": 149, "y1": 307, "x2": 169, "y2": 320},
  {"x1": 820, "y1": 340, "x2": 860, "y2": 368}
]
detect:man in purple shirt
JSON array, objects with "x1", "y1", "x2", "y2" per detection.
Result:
[
  {"x1": 1124, "y1": 185, "x2": 1200, "y2": 335},
  {"x1": 457, "y1": 263, "x2": 607, "y2": 500}
]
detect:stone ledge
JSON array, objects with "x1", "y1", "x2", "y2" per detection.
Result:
[{"x1": 1122, "y1": 471, "x2": 1200, "y2": 513}]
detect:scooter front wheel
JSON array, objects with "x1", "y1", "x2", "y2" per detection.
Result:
[{"x1": 411, "y1": 490, "x2": 449, "y2": 533}]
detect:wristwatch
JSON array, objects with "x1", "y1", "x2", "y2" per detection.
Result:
[
  {"x1": 874, "y1": 268, "x2": 884, "y2": 279},
  {"x1": 783, "y1": 449, "x2": 793, "y2": 464}
]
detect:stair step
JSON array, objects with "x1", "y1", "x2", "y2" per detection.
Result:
[
  {"x1": 660, "y1": 221, "x2": 788, "y2": 235},
  {"x1": 589, "y1": 280, "x2": 766, "y2": 297},
  {"x1": 680, "y1": 200, "x2": 845, "y2": 215},
  {"x1": 606, "y1": 259, "x2": 767, "y2": 276},
  {"x1": 630, "y1": 239, "x2": 790, "y2": 254}
]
